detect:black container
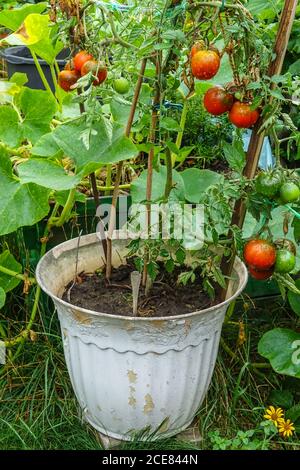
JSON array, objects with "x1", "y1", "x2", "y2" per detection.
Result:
[{"x1": 1, "y1": 46, "x2": 69, "y2": 91}]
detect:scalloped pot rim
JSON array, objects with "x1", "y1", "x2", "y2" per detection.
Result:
[{"x1": 36, "y1": 232, "x2": 248, "y2": 322}]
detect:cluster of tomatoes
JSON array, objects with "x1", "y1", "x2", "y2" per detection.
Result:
[
  {"x1": 58, "y1": 50, "x2": 108, "y2": 92},
  {"x1": 244, "y1": 239, "x2": 297, "y2": 280},
  {"x1": 256, "y1": 170, "x2": 300, "y2": 204},
  {"x1": 190, "y1": 43, "x2": 260, "y2": 129}
]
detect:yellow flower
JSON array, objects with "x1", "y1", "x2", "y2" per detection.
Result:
[
  {"x1": 278, "y1": 418, "x2": 295, "y2": 438},
  {"x1": 263, "y1": 406, "x2": 284, "y2": 427}
]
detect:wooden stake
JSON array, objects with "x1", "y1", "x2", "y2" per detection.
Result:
[{"x1": 219, "y1": 0, "x2": 298, "y2": 302}]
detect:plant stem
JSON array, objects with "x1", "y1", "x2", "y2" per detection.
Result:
[
  {"x1": 0, "y1": 265, "x2": 36, "y2": 284},
  {"x1": 105, "y1": 164, "x2": 112, "y2": 196},
  {"x1": 171, "y1": 99, "x2": 188, "y2": 167},
  {"x1": 164, "y1": 148, "x2": 173, "y2": 199},
  {"x1": 30, "y1": 50, "x2": 53, "y2": 95},
  {"x1": 50, "y1": 63, "x2": 62, "y2": 111},
  {"x1": 271, "y1": 127, "x2": 281, "y2": 166},
  {"x1": 106, "y1": 58, "x2": 147, "y2": 280},
  {"x1": 54, "y1": 188, "x2": 76, "y2": 227}
]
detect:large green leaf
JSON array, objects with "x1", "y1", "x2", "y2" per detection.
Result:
[
  {"x1": 131, "y1": 166, "x2": 185, "y2": 203},
  {"x1": 0, "y1": 150, "x2": 50, "y2": 236},
  {"x1": 258, "y1": 328, "x2": 300, "y2": 378},
  {"x1": 31, "y1": 132, "x2": 63, "y2": 158},
  {"x1": 20, "y1": 88, "x2": 57, "y2": 144},
  {"x1": 0, "y1": 3, "x2": 47, "y2": 31},
  {"x1": 0, "y1": 106, "x2": 22, "y2": 147},
  {"x1": 18, "y1": 159, "x2": 82, "y2": 191},
  {"x1": 52, "y1": 116, "x2": 138, "y2": 169},
  {"x1": 180, "y1": 168, "x2": 223, "y2": 203},
  {"x1": 288, "y1": 279, "x2": 300, "y2": 317},
  {"x1": 0, "y1": 287, "x2": 6, "y2": 309},
  {"x1": 3, "y1": 13, "x2": 63, "y2": 65},
  {"x1": 0, "y1": 250, "x2": 22, "y2": 293}
]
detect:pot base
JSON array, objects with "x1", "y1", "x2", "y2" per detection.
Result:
[{"x1": 87, "y1": 414, "x2": 201, "y2": 448}]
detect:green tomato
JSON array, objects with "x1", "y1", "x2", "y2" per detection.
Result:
[
  {"x1": 113, "y1": 77, "x2": 130, "y2": 95},
  {"x1": 256, "y1": 171, "x2": 282, "y2": 198},
  {"x1": 280, "y1": 182, "x2": 300, "y2": 203},
  {"x1": 275, "y1": 249, "x2": 296, "y2": 273}
]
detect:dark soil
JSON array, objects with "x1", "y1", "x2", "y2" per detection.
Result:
[{"x1": 62, "y1": 264, "x2": 217, "y2": 318}]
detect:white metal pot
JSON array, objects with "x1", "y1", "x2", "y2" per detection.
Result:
[{"x1": 36, "y1": 233, "x2": 248, "y2": 441}]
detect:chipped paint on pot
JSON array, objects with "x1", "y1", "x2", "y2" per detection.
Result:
[{"x1": 36, "y1": 232, "x2": 248, "y2": 441}]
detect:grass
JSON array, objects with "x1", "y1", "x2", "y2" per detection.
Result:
[{"x1": 0, "y1": 293, "x2": 299, "y2": 450}]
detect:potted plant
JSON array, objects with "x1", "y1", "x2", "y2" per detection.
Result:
[{"x1": 1, "y1": 0, "x2": 298, "y2": 441}]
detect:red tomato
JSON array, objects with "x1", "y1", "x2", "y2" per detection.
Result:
[
  {"x1": 191, "y1": 50, "x2": 220, "y2": 80},
  {"x1": 73, "y1": 50, "x2": 93, "y2": 73},
  {"x1": 249, "y1": 266, "x2": 274, "y2": 281},
  {"x1": 58, "y1": 70, "x2": 79, "y2": 92},
  {"x1": 244, "y1": 239, "x2": 276, "y2": 271},
  {"x1": 203, "y1": 87, "x2": 234, "y2": 115},
  {"x1": 81, "y1": 60, "x2": 107, "y2": 85},
  {"x1": 229, "y1": 102, "x2": 260, "y2": 128}
]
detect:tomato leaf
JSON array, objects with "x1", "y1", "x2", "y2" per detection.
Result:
[
  {"x1": 52, "y1": 116, "x2": 137, "y2": 169},
  {"x1": 258, "y1": 328, "x2": 300, "y2": 378},
  {"x1": 223, "y1": 141, "x2": 246, "y2": 174}
]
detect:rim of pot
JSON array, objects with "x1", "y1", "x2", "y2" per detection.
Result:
[{"x1": 36, "y1": 235, "x2": 248, "y2": 322}]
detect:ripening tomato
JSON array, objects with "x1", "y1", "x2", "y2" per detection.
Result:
[
  {"x1": 275, "y1": 249, "x2": 296, "y2": 273},
  {"x1": 58, "y1": 70, "x2": 79, "y2": 91},
  {"x1": 73, "y1": 50, "x2": 93, "y2": 73},
  {"x1": 203, "y1": 87, "x2": 234, "y2": 115},
  {"x1": 255, "y1": 171, "x2": 282, "y2": 198},
  {"x1": 81, "y1": 60, "x2": 107, "y2": 85},
  {"x1": 191, "y1": 50, "x2": 220, "y2": 80},
  {"x1": 229, "y1": 102, "x2": 260, "y2": 128},
  {"x1": 244, "y1": 239, "x2": 276, "y2": 271},
  {"x1": 248, "y1": 266, "x2": 274, "y2": 281}
]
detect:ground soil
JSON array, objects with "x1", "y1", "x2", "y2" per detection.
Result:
[{"x1": 63, "y1": 263, "x2": 217, "y2": 318}]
